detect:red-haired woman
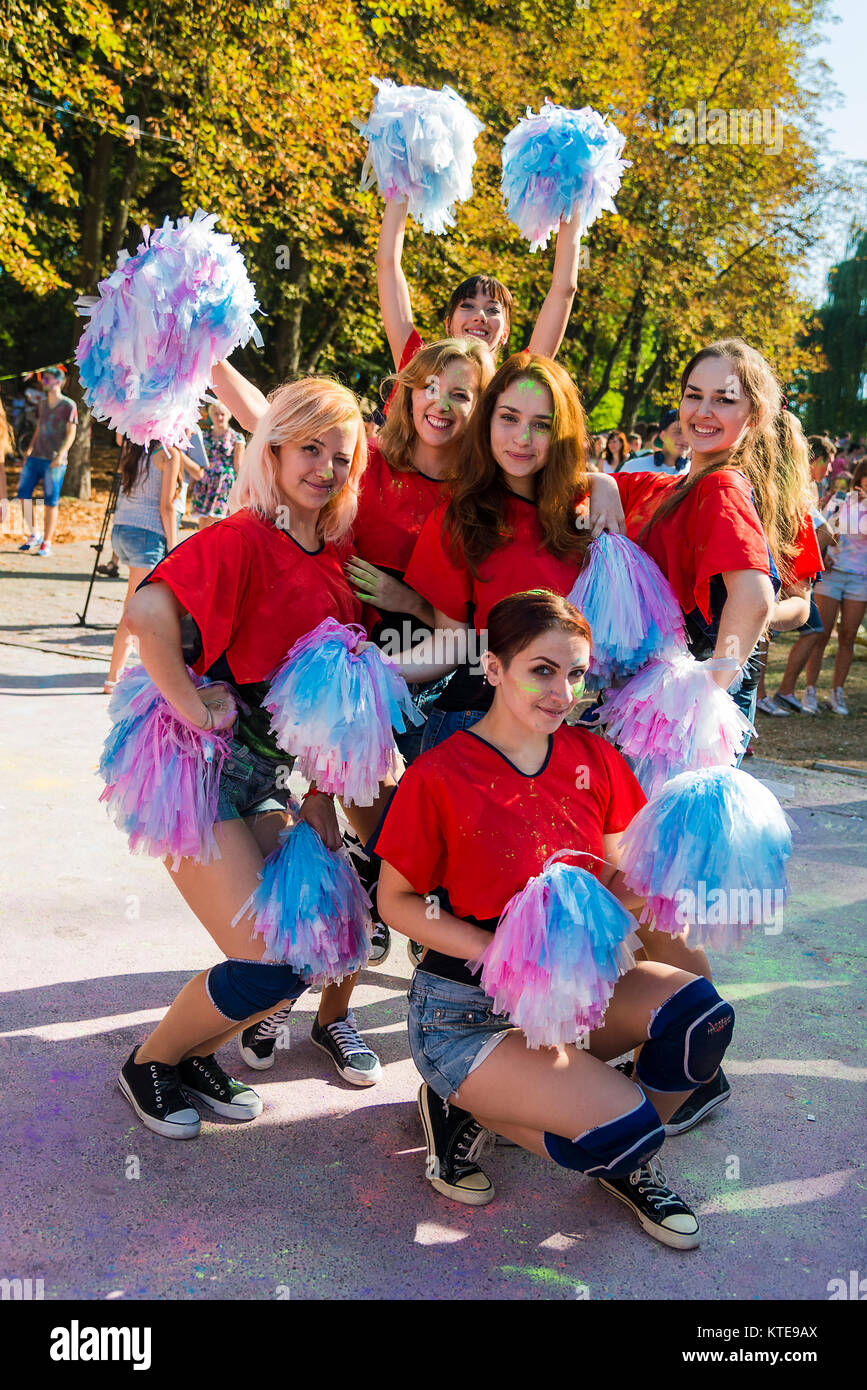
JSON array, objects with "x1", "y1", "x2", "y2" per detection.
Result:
[{"x1": 375, "y1": 589, "x2": 736, "y2": 1249}]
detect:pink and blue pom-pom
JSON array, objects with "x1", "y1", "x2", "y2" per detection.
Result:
[
  {"x1": 98, "y1": 664, "x2": 231, "y2": 867},
  {"x1": 468, "y1": 853, "x2": 637, "y2": 1048},
  {"x1": 501, "y1": 101, "x2": 629, "y2": 251},
  {"x1": 617, "y1": 766, "x2": 792, "y2": 950},
  {"x1": 263, "y1": 618, "x2": 422, "y2": 806},
  {"x1": 234, "y1": 822, "x2": 372, "y2": 985},
  {"x1": 354, "y1": 77, "x2": 484, "y2": 235},
  {"x1": 76, "y1": 209, "x2": 262, "y2": 448},
  {"x1": 567, "y1": 533, "x2": 686, "y2": 690},
  {"x1": 595, "y1": 653, "x2": 753, "y2": 797}
]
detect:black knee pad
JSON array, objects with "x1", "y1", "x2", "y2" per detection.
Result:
[
  {"x1": 206, "y1": 959, "x2": 307, "y2": 1022},
  {"x1": 635, "y1": 977, "x2": 735, "y2": 1093},
  {"x1": 544, "y1": 1091, "x2": 665, "y2": 1178}
]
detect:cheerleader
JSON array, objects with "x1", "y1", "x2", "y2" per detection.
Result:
[
  {"x1": 590, "y1": 338, "x2": 821, "y2": 1133},
  {"x1": 377, "y1": 198, "x2": 583, "y2": 387},
  {"x1": 117, "y1": 377, "x2": 387, "y2": 1139},
  {"x1": 395, "y1": 351, "x2": 622, "y2": 749},
  {"x1": 375, "y1": 590, "x2": 736, "y2": 1249}
]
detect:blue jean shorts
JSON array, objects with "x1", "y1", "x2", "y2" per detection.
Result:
[
  {"x1": 814, "y1": 569, "x2": 867, "y2": 604},
  {"x1": 217, "y1": 740, "x2": 295, "y2": 822},
  {"x1": 407, "y1": 969, "x2": 515, "y2": 1101},
  {"x1": 420, "y1": 707, "x2": 486, "y2": 755},
  {"x1": 17, "y1": 456, "x2": 67, "y2": 506},
  {"x1": 111, "y1": 523, "x2": 167, "y2": 569}
]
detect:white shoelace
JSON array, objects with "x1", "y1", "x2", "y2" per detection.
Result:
[
  {"x1": 632, "y1": 1159, "x2": 684, "y2": 1212},
  {"x1": 324, "y1": 1012, "x2": 376, "y2": 1059},
  {"x1": 253, "y1": 1004, "x2": 295, "y2": 1041}
]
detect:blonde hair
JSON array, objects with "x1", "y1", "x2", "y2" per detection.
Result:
[
  {"x1": 379, "y1": 338, "x2": 495, "y2": 473},
  {"x1": 645, "y1": 338, "x2": 812, "y2": 579},
  {"x1": 230, "y1": 377, "x2": 366, "y2": 543}
]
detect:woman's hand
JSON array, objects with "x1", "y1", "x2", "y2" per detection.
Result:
[
  {"x1": 197, "y1": 681, "x2": 237, "y2": 732},
  {"x1": 587, "y1": 473, "x2": 627, "y2": 537},
  {"x1": 297, "y1": 792, "x2": 342, "y2": 851},
  {"x1": 345, "y1": 556, "x2": 414, "y2": 611}
]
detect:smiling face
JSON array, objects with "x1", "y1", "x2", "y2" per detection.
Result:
[
  {"x1": 490, "y1": 376, "x2": 554, "y2": 482},
  {"x1": 274, "y1": 422, "x2": 357, "y2": 518},
  {"x1": 485, "y1": 628, "x2": 590, "y2": 736},
  {"x1": 447, "y1": 292, "x2": 508, "y2": 351},
  {"x1": 410, "y1": 358, "x2": 481, "y2": 450},
  {"x1": 680, "y1": 356, "x2": 752, "y2": 457}
]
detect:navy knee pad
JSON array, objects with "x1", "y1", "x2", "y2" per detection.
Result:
[
  {"x1": 544, "y1": 1092, "x2": 665, "y2": 1178},
  {"x1": 206, "y1": 959, "x2": 307, "y2": 1023},
  {"x1": 635, "y1": 977, "x2": 735, "y2": 1093}
]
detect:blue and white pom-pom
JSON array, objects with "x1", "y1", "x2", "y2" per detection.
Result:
[
  {"x1": 468, "y1": 852, "x2": 637, "y2": 1048},
  {"x1": 617, "y1": 766, "x2": 792, "y2": 951},
  {"x1": 354, "y1": 77, "x2": 484, "y2": 235},
  {"x1": 595, "y1": 652, "x2": 754, "y2": 797},
  {"x1": 233, "y1": 822, "x2": 372, "y2": 985},
  {"x1": 76, "y1": 209, "x2": 261, "y2": 448},
  {"x1": 501, "y1": 101, "x2": 629, "y2": 251},
  {"x1": 263, "y1": 618, "x2": 423, "y2": 806},
  {"x1": 567, "y1": 533, "x2": 686, "y2": 690}
]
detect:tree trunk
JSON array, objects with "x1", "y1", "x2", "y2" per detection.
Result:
[
  {"x1": 620, "y1": 339, "x2": 668, "y2": 430},
  {"x1": 104, "y1": 139, "x2": 140, "y2": 267},
  {"x1": 65, "y1": 131, "x2": 115, "y2": 499}
]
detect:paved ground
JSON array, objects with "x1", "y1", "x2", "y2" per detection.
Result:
[{"x1": 1, "y1": 541, "x2": 865, "y2": 1300}]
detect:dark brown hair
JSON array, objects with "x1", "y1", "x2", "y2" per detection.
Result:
[
  {"x1": 442, "y1": 351, "x2": 590, "y2": 577},
  {"x1": 605, "y1": 430, "x2": 629, "y2": 470},
  {"x1": 445, "y1": 275, "x2": 513, "y2": 340},
  {"x1": 487, "y1": 589, "x2": 593, "y2": 668},
  {"x1": 807, "y1": 434, "x2": 835, "y2": 465},
  {"x1": 119, "y1": 438, "x2": 148, "y2": 495}
]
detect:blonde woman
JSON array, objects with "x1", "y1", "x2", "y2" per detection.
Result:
[{"x1": 117, "y1": 377, "x2": 387, "y2": 1139}]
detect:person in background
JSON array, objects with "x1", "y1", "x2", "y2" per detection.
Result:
[
  {"x1": 191, "y1": 401, "x2": 245, "y2": 529},
  {"x1": 603, "y1": 430, "x2": 629, "y2": 473},
  {"x1": 626, "y1": 431, "x2": 643, "y2": 458},
  {"x1": 0, "y1": 396, "x2": 14, "y2": 515},
  {"x1": 588, "y1": 433, "x2": 606, "y2": 470},
  {"x1": 617, "y1": 408, "x2": 691, "y2": 476},
  {"x1": 16, "y1": 366, "x2": 78, "y2": 556}
]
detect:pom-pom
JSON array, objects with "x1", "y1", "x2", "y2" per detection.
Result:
[
  {"x1": 468, "y1": 853, "x2": 637, "y2": 1048},
  {"x1": 76, "y1": 209, "x2": 262, "y2": 448},
  {"x1": 98, "y1": 664, "x2": 231, "y2": 866},
  {"x1": 264, "y1": 618, "x2": 423, "y2": 806},
  {"x1": 501, "y1": 101, "x2": 629, "y2": 252},
  {"x1": 567, "y1": 533, "x2": 686, "y2": 690},
  {"x1": 354, "y1": 77, "x2": 484, "y2": 235},
  {"x1": 233, "y1": 822, "x2": 372, "y2": 985},
  {"x1": 617, "y1": 766, "x2": 792, "y2": 950},
  {"x1": 595, "y1": 653, "x2": 753, "y2": 797}
]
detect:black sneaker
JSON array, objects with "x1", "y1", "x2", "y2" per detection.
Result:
[
  {"x1": 407, "y1": 939, "x2": 424, "y2": 967},
  {"x1": 118, "y1": 1047, "x2": 200, "y2": 1139},
  {"x1": 614, "y1": 1059, "x2": 634, "y2": 1078},
  {"x1": 177, "y1": 1053, "x2": 263, "y2": 1119},
  {"x1": 598, "y1": 1158, "x2": 700, "y2": 1249},
  {"x1": 417, "y1": 1083, "x2": 495, "y2": 1206},
  {"x1": 368, "y1": 922, "x2": 391, "y2": 966},
  {"x1": 238, "y1": 1003, "x2": 296, "y2": 1070},
  {"x1": 664, "y1": 1067, "x2": 731, "y2": 1135},
  {"x1": 311, "y1": 1010, "x2": 382, "y2": 1086}
]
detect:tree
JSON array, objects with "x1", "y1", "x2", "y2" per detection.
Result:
[{"x1": 801, "y1": 228, "x2": 867, "y2": 436}]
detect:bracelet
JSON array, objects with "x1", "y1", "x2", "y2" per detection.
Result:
[
  {"x1": 199, "y1": 703, "x2": 215, "y2": 731},
  {"x1": 301, "y1": 787, "x2": 320, "y2": 802}
]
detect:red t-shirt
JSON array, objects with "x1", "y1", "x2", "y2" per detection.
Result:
[
  {"x1": 383, "y1": 328, "x2": 425, "y2": 415},
  {"x1": 376, "y1": 723, "x2": 646, "y2": 940},
  {"x1": 786, "y1": 511, "x2": 823, "y2": 585},
  {"x1": 405, "y1": 493, "x2": 585, "y2": 631},
  {"x1": 615, "y1": 470, "x2": 771, "y2": 622},
  {"x1": 147, "y1": 509, "x2": 362, "y2": 683},
  {"x1": 351, "y1": 441, "x2": 443, "y2": 572}
]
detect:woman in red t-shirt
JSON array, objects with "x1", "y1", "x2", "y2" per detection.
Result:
[
  {"x1": 376, "y1": 197, "x2": 584, "y2": 403},
  {"x1": 115, "y1": 377, "x2": 390, "y2": 1141},
  {"x1": 397, "y1": 351, "x2": 621, "y2": 748},
  {"x1": 376, "y1": 591, "x2": 735, "y2": 1249}
]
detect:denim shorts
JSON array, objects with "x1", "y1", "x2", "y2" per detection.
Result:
[
  {"x1": 420, "y1": 707, "x2": 486, "y2": 755},
  {"x1": 814, "y1": 569, "x2": 867, "y2": 604},
  {"x1": 111, "y1": 523, "x2": 167, "y2": 570},
  {"x1": 407, "y1": 969, "x2": 515, "y2": 1101},
  {"x1": 17, "y1": 456, "x2": 67, "y2": 506},
  {"x1": 217, "y1": 740, "x2": 295, "y2": 822}
]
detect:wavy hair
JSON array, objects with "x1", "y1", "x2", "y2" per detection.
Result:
[
  {"x1": 378, "y1": 338, "x2": 494, "y2": 472},
  {"x1": 642, "y1": 339, "x2": 811, "y2": 578},
  {"x1": 230, "y1": 377, "x2": 366, "y2": 543},
  {"x1": 442, "y1": 352, "x2": 590, "y2": 577}
]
